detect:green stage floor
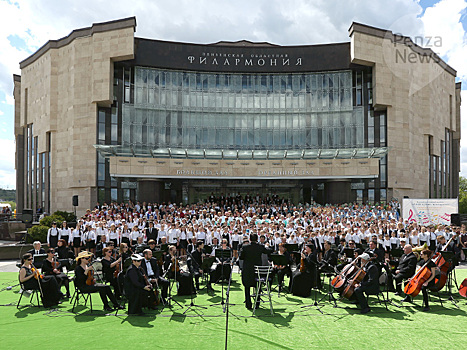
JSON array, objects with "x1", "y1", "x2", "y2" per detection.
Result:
[{"x1": 1, "y1": 269, "x2": 467, "y2": 350}]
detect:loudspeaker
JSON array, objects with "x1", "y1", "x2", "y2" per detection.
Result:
[
  {"x1": 22, "y1": 208, "x2": 33, "y2": 224},
  {"x1": 72, "y1": 195, "x2": 78, "y2": 207},
  {"x1": 451, "y1": 213, "x2": 461, "y2": 226}
]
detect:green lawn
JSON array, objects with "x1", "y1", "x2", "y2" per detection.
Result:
[{"x1": 1, "y1": 269, "x2": 466, "y2": 350}]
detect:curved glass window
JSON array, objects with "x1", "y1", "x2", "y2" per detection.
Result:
[{"x1": 122, "y1": 67, "x2": 364, "y2": 150}]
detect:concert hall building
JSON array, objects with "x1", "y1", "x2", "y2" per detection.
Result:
[{"x1": 13, "y1": 17, "x2": 461, "y2": 214}]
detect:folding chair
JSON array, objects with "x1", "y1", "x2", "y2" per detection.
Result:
[
  {"x1": 17, "y1": 283, "x2": 42, "y2": 309},
  {"x1": 253, "y1": 265, "x2": 274, "y2": 316},
  {"x1": 70, "y1": 278, "x2": 94, "y2": 313},
  {"x1": 365, "y1": 288, "x2": 389, "y2": 310}
]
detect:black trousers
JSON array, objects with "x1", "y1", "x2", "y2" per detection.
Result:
[
  {"x1": 148, "y1": 276, "x2": 169, "y2": 299},
  {"x1": 393, "y1": 273, "x2": 410, "y2": 294},
  {"x1": 354, "y1": 285, "x2": 379, "y2": 309},
  {"x1": 79, "y1": 283, "x2": 117, "y2": 308}
]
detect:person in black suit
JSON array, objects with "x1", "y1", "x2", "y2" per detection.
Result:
[
  {"x1": 141, "y1": 249, "x2": 169, "y2": 303},
  {"x1": 27, "y1": 241, "x2": 46, "y2": 268},
  {"x1": 320, "y1": 241, "x2": 337, "y2": 272},
  {"x1": 365, "y1": 240, "x2": 385, "y2": 263},
  {"x1": 95, "y1": 235, "x2": 110, "y2": 258},
  {"x1": 239, "y1": 233, "x2": 271, "y2": 309},
  {"x1": 124, "y1": 254, "x2": 156, "y2": 315},
  {"x1": 145, "y1": 222, "x2": 158, "y2": 243},
  {"x1": 353, "y1": 253, "x2": 380, "y2": 314},
  {"x1": 388, "y1": 244, "x2": 417, "y2": 301},
  {"x1": 189, "y1": 241, "x2": 209, "y2": 291},
  {"x1": 435, "y1": 234, "x2": 460, "y2": 268}
]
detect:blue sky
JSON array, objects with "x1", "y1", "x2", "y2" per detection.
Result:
[{"x1": 0, "y1": 0, "x2": 467, "y2": 190}]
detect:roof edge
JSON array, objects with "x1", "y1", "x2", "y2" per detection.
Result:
[
  {"x1": 349, "y1": 22, "x2": 457, "y2": 77},
  {"x1": 19, "y1": 16, "x2": 136, "y2": 69},
  {"x1": 13, "y1": 74, "x2": 21, "y2": 82}
]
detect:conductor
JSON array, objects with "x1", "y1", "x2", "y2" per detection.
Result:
[{"x1": 239, "y1": 233, "x2": 270, "y2": 310}]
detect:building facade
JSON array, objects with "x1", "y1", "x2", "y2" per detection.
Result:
[{"x1": 14, "y1": 17, "x2": 461, "y2": 215}]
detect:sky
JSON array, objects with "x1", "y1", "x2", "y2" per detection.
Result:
[{"x1": 0, "y1": 0, "x2": 466, "y2": 190}]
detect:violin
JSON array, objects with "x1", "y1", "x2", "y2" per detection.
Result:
[
  {"x1": 86, "y1": 263, "x2": 96, "y2": 286},
  {"x1": 31, "y1": 266, "x2": 44, "y2": 280}
]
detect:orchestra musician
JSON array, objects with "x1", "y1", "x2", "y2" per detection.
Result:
[
  {"x1": 19, "y1": 253, "x2": 62, "y2": 308},
  {"x1": 164, "y1": 245, "x2": 194, "y2": 296},
  {"x1": 74, "y1": 251, "x2": 122, "y2": 312},
  {"x1": 56, "y1": 239, "x2": 74, "y2": 271},
  {"x1": 436, "y1": 235, "x2": 460, "y2": 268},
  {"x1": 239, "y1": 233, "x2": 271, "y2": 310},
  {"x1": 124, "y1": 254, "x2": 157, "y2": 315},
  {"x1": 320, "y1": 241, "x2": 337, "y2": 272},
  {"x1": 189, "y1": 241, "x2": 209, "y2": 292},
  {"x1": 290, "y1": 243, "x2": 320, "y2": 297},
  {"x1": 210, "y1": 239, "x2": 232, "y2": 285},
  {"x1": 101, "y1": 247, "x2": 123, "y2": 299},
  {"x1": 41, "y1": 248, "x2": 71, "y2": 298},
  {"x1": 417, "y1": 249, "x2": 437, "y2": 312},
  {"x1": 141, "y1": 249, "x2": 169, "y2": 304},
  {"x1": 352, "y1": 253, "x2": 380, "y2": 314},
  {"x1": 270, "y1": 243, "x2": 292, "y2": 293},
  {"x1": 27, "y1": 241, "x2": 46, "y2": 269},
  {"x1": 388, "y1": 244, "x2": 417, "y2": 302}
]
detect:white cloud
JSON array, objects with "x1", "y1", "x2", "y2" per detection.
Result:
[{"x1": 0, "y1": 139, "x2": 15, "y2": 189}]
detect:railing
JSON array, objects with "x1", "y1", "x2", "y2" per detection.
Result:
[{"x1": 0, "y1": 213, "x2": 41, "y2": 223}]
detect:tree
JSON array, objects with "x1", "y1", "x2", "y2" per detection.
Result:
[{"x1": 459, "y1": 176, "x2": 467, "y2": 214}]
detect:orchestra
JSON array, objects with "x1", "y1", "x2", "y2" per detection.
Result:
[{"x1": 16, "y1": 196, "x2": 467, "y2": 315}]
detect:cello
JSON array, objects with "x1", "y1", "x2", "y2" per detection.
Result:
[
  {"x1": 430, "y1": 234, "x2": 457, "y2": 292},
  {"x1": 459, "y1": 278, "x2": 467, "y2": 298},
  {"x1": 341, "y1": 257, "x2": 375, "y2": 299},
  {"x1": 403, "y1": 255, "x2": 433, "y2": 297},
  {"x1": 331, "y1": 256, "x2": 359, "y2": 292}
]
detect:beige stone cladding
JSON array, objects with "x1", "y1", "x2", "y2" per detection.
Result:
[
  {"x1": 349, "y1": 23, "x2": 459, "y2": 200},
  {"x1": 16, "y1": 18, "x2": 135, "y2": 213}
]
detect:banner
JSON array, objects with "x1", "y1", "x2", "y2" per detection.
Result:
[{"x1": 402, "y1": 198, "x2": 458, "y2": 226}]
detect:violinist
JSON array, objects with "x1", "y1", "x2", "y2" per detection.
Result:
[
  {"x1": 164, "y1": 245, "x2": 194, "y2": 296},
  {"x1": 352, "y1": 253, "x2": 379, "y2": 314},
  {"x1": 436, "y1": 235, "x2": 460, "y2": 267},
  {"x1": 74, "y1": 251, "x2": 122, "y2": 312},
  {"x1": 189, "y1": 241, "x2": 207, "y2": 291},
  {"x1": 141, "y1": 249, "x2": 169, "y2": 304},
  {"x1": 210, "y1": 239, "x2": 232, "y2": 285},
  {"x1": 270, "y1": 243, "x2": 292, "y2": 293},
  {"x1": 289, "y1": 243, "x2": 320, "y2": 297},
  {"x1": 18, "y1": 253, "x2": 62, "y2": 308},
  {"x1": 101, "y1": 247, "x2": 122, "y2": 299},
  {"x1": 56, "y1": 239, "x2": 74, "y2": 271},
  {"x1": 124, "y1": 254, "x2": 157, "y2": 315},
  {"x1": 42, "y1": 248, "x2": 71, "y2": 298},
  {"x1": 416, "y1": 249, "x2": 437, "y2": 312}
]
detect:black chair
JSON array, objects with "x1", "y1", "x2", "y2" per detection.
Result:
[
  {"x1": 365, "y1": 289, "x2": 389, "y2": 310},
  {"x1": 70, "y1": 278, "x2": 94, "y2": 313},
  {"x1": 17, "y1": 283, "x2": 42, "y2": 309}
]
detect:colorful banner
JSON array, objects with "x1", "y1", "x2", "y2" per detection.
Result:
[{"x1": 402, "y1": 198, "x2": 458, "y2": 226}]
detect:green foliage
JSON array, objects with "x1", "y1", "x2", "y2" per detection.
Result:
[
  {"x1": 27, "y1": 225, "x2": 49, "y2": 243},
  {"x1": 0, "y1": 189, "x2": 15, "y2": 201},
  {"x1": 459, "y1": 176, "x2": 467, "y2": 214},
  {"x1": 53, "y1": 210, "x2": 76, "y2": 223},
  {"x1": 39, "y1": 214, "x2": 65, "y2": 227}
]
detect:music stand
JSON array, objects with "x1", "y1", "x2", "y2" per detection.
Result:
[
  {"x1": 343, "y1": 248, "x2": 355, "y2": 259},
  {"x1": 269, "y1": 254, "x2": 289, "y2": 297},
  {"x1": 439, "y1": 251, "x2": 459, "y2": 307},
  {"x1": 390, "y1": 248, "x2": 403, "y2": 258},
  {"x1": 183, "y1": 250, "x2": 207, "y2": 315},
  {"x1": 285, "y1": 244, "x2": 299, "y2": 265},
  {"x1": 165, "y1": 261, "x2": 183, "y2": 309},
  {"x1": 135, "y1": 244, "x2": 149, "y2": 254},
  {"x1": 200, "y1": 256, "x2": 215, "y2": 290},
  {"x1": 316, "y1": 267, "x2": 339, "y2": 308},
  {"x1": 33, "y1": 254, "x2": 47, "y2": 268},
  {"x1": 210, "y1": 249, "x2": 232, "y2": 307},
  {"x1": 300, "y1": 261, "x2": 324, "y2": 314}
]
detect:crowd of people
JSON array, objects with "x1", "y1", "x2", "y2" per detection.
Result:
[{"x1": 19, "y1": 195, "x2": 467, "y2": 315}]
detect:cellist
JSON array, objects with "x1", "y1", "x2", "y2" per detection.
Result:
[
  {"x1": 416, "y1": 249, "x2": 437, "y2": 312},
  {"x1": 352, "y1": 253, "x2": 379, "y2": 314}
]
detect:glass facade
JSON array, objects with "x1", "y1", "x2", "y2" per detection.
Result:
[{"x1": 122, "y1": 68, "x2": 364, "y2": 151}]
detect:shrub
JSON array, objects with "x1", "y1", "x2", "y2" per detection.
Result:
[
  {"x1": 53, "y1": 210, "x2": 76, "y2": 223},
  {"x1": 27, "y1": 225, "x2": 49, "y2": 243},
  {"x1": 40, "y1": 214, "x2": 65, "y2": 227}
]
